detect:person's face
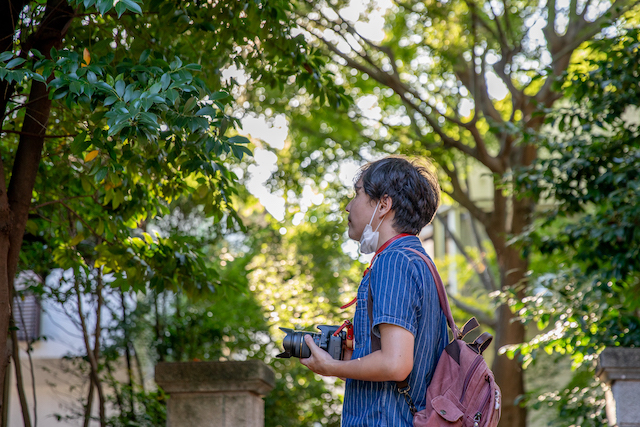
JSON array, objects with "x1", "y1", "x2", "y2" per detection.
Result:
[{"x1": 345, "y1": 180, "x2": 378, "y2": 241}]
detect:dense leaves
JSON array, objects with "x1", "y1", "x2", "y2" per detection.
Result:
[
  {"x1": 513, "y1": 28, "x2": 640, "y2": 426},
  {"x1": 518, "y1": 28, "x2": 640, "y2": 324},
  {"x1": 2, "y1": 0, "x2": 351, "y2": 425}
]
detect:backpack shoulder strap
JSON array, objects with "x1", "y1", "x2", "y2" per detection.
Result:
[
  {"x1": 367, "y1": 279, "x2": 381, "y2": 352},
  {"x1": 367, "y1": 247, "x2": 461, "y2": 350},
  {"x1": 404, "y1": 247, "x2": 461, "y2": 339}
]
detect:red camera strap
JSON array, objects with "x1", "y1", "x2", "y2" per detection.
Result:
[{"x1": 333, "y1": 319, "x2": 354, "y2": 350}]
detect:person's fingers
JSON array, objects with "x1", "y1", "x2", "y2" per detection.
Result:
[{"x1": 304, "y1": 334, "x2": 319, "y2": 354}]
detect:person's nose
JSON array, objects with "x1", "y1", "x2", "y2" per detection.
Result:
[{"x1": 345, "y1": 199, "x2": 352, "y2": 212}]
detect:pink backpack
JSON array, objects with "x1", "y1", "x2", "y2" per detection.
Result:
[{"x1": 369, "y1": 248, "x2": 501, "y2": 427}]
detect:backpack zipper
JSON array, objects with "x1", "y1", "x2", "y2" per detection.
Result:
[
  {"x1": 473, "y1": 377, "x2": 492, "y2": 427},
  {"x1": 460, "y1": 355, "x2": 483, "y2": 403}
]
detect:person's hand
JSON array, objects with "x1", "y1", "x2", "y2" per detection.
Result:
[{"x1": 299, "y1": 334, "x2": 336, "y2": 377}]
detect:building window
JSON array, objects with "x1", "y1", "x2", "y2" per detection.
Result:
[{"x1": 13, "y1": 294, "x2": 41, "y2": 342}]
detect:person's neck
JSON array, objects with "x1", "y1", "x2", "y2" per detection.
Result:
[{"x1": 375, "y1": 226, "x2": 408, "y2": 252}]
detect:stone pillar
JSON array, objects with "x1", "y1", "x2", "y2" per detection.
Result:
[
  {"x1": 155, "y1": 360, "x2": 275, "y2": 427},
  {"x1": 596, "y1": 347, "x2": 640, "y2": 427}
]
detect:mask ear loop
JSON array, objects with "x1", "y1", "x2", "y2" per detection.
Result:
[
  {"x1": 370, "y1": 201, "x2": 386, "y2": 232},
  {"x1": 367, "y1": 201, "x2": 380, "y2": 225}
]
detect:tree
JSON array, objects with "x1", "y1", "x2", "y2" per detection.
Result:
[
  {"x1": 513, "y1": 28, "x2": 640, "y2": 425},
  {"x1": 0, "y1": 0, "x2": 346, "y2": 423},
  {"x1": 266, "y1": 1, "x2": 639, "y2": 425}
]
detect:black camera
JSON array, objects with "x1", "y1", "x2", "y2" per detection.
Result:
[{"x1": 276, "y1": 325, "x2": 346, "y2": 360}]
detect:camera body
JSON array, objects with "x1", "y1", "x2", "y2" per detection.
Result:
[{"x1": 277, "y1": 325, "x2": 346, "y2": 360}]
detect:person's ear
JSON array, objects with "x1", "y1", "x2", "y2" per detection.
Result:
[{"x1": 378, "y1": 195, "x2": 393, "y2": 217}]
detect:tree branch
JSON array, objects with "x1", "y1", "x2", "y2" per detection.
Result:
[
  {"x1": 544, "y1": 0, "x2": 559, "y2": 47},
  {"x1": 73, "y1": 271, "x2": 106, "y2": 427},
  {"x1": 537, "y1": 0, "x2": 639, "y2": 108},
  {"x1": 441, "y1": 163, "x2": 490, "y2": 227},
  {"x1": 579, "y1": 0, "x2": 595, "y2": 17},
  {"x1": 308, "y1": 15, "x2": 507, "y2": 175},
  {"x1": 487, "y1": 0, "x2": 510, "y2": 50},
  {"x1": 10, "y1": 327, "x2": 32, "y2": 427},
  {"x1": 448, "y1": 294, "x2": 497, "y2": 328},
  {"x1": 31, "y1": 195, "x2": 93, "y2": 210},
  {"x1": 0, "y1": 129, "x2": 77, "y2": 139},
  {"x1": 455, "y1": 52, "x2": 507, "y2": 137},
  {"x1": 466, "y1": 173, "x2": 498, "y2": 291},
  {"x1": 15, "y1": 297, "x2": 38, "y2": 427},
  {"x1": 436, "y1": 213, "x2": 497, "y2": 292},
  {"x1": 60, "y1": 200, "x2": 100, "y2": 238}
]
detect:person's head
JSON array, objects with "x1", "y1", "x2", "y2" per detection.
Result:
[{"x1": 348, "y1": 156, "x2": 440, "y2": 237}]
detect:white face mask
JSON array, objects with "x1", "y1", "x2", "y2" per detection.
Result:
[{"x1": 359, "y1": 201, "x2": 385, "y2": 254}]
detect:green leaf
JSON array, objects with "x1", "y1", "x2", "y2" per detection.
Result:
[
  {"x1": 81, "y1": 176, "x2": 92, "y2": 193},
  {"x1": 170, "y1": 57, "x2": 183, "y2": 71},
  {"x1": 228, "y1": 135, "x2": 250, "y2": 144},
  {"x1": 115, "y1": 79, "x2": 125, "y2": 97},
  {"x1": 115, "y1": 1, "x2": 127, "y2": 17},
  {"x1": 120, "y1": 0, "x2": 142, "y2": 14},
  {"x1": 139, "y1": 49, "x2": 151, "y2": 64},
  {"x1": 149, "y1": 82, "x2": 162, "y2": 94},
  {"x1": 195, "y1": 106, "x2": 217, "y2": 116},
  {"x1": 231, "y1": 144, "x2": 252, "y2": 160},
  {"x1": 6, "y1": 57, "x2": 26, "y2": 69},
  {"x1": 165, "y1": 89, "x2": 178, "y2": 105},
  {"x1": 95, "y1": 167, "x2": 108, "y2": 182},
  {"x1": 210, "y1": 91, "x2": 229, "y2": 101},
  {"x1": 160, "y1": 73, "x2": 171, "y2": 90},
  {"x1": 69, "y1": 234, "x2": 85, "y2": 246},
  {"x1": 31, "y1": 73, "x2": 46, "y2": 83},
  {"x1": 98, "y1": 0, "x2": 112, "y2": 15},
  {"x1": 183, "y1": 96, "x2": 198, "y2": 114},
  {"x1": 87, "y1": 70, "x2": 97, "y2": 84},
  {"x1": 70, "y1": 131, "x2": 88, "y2": 153}
]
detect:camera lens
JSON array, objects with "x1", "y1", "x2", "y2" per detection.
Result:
[
  {"x1": 283, "y1": 331, "x2": 309, "y2": 358},
  {"x1": 277, "y1": 328, "x2": 314, "y2": 358}
]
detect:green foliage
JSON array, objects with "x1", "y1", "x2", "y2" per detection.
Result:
[
  {"x1": 68, "y1": 0, "x2": 143, "y2": 17},
  {"x1": 6, "y1": 0, "x2": 351, "y2": 298},
  {"x1": 265, "y1": 361, "x2": 342, "y2": 427},
  {"x1": 104, "y1": 387, "x2": 167, "y2": 427},
  {"x1": 513, "y1": 27, "x2": 640, "y2": 426},
  {"x1": 532, "y1": 367, "x2": 608, "y2": 427},
  {"x1": 237, "y1": 192, "x2": 362, "y2": 425},
  {"x1": 4, "y1": 1, "x2": 354, "y2": 425},
  {"x1": 517, "y1": 27, "x2": 640, "y2": 347}
]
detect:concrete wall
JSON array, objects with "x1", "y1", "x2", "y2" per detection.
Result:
[{"x1": 156, "y1": 360, "x2": 275, "y2": 427}]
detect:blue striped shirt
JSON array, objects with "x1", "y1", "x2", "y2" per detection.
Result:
[{"x1": 342, "y1": 235, "x2": 447, "y2": 427}]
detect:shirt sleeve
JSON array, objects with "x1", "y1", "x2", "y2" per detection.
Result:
[{"x1": 369, "y1": 250, "x2": 424, "y2": 338}]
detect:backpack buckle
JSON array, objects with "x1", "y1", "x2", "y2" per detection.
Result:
[{"x1": 397, "y1": 385, "x2": 417, "y2": 415}]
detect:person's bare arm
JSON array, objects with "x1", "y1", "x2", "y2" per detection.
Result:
[{"x1": 300, "y1": 323, "x2": 413, "y2": 382}]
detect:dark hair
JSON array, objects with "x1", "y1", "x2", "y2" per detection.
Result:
[{"x1": 355, "y1": 156, "x2": 440, "y2": 234}]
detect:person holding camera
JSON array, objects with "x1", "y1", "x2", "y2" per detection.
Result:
[{"x1": 299, "y1": 156, "x2": 448, "y2": 426}]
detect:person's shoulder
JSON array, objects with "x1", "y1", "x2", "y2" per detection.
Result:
[
  {"x1": 377, "y1": 240, "x2": 429, "y2": 269},
  {"x1": 384, "y1": 237, "x2": 428, "y2": 260}
]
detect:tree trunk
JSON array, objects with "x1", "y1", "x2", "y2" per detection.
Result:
[
  {"x1": 493, "y1": 250, "x2": 528, "y2": 427},
  {"x1": 10, "y1": 329, "x2": 31, "y2": 427},
  {"x1": 0, "y1": 0, "x2": 29, "y2": 419},
  {"x1": 74, "y1": 272, "x2": 106, "y2": 427},
  {"x1": 0, "y1": 1, "x2": 74, "y2": 423},
  {"x1": 490, "y1": 158, "x2": 535, "y2": 427}
]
